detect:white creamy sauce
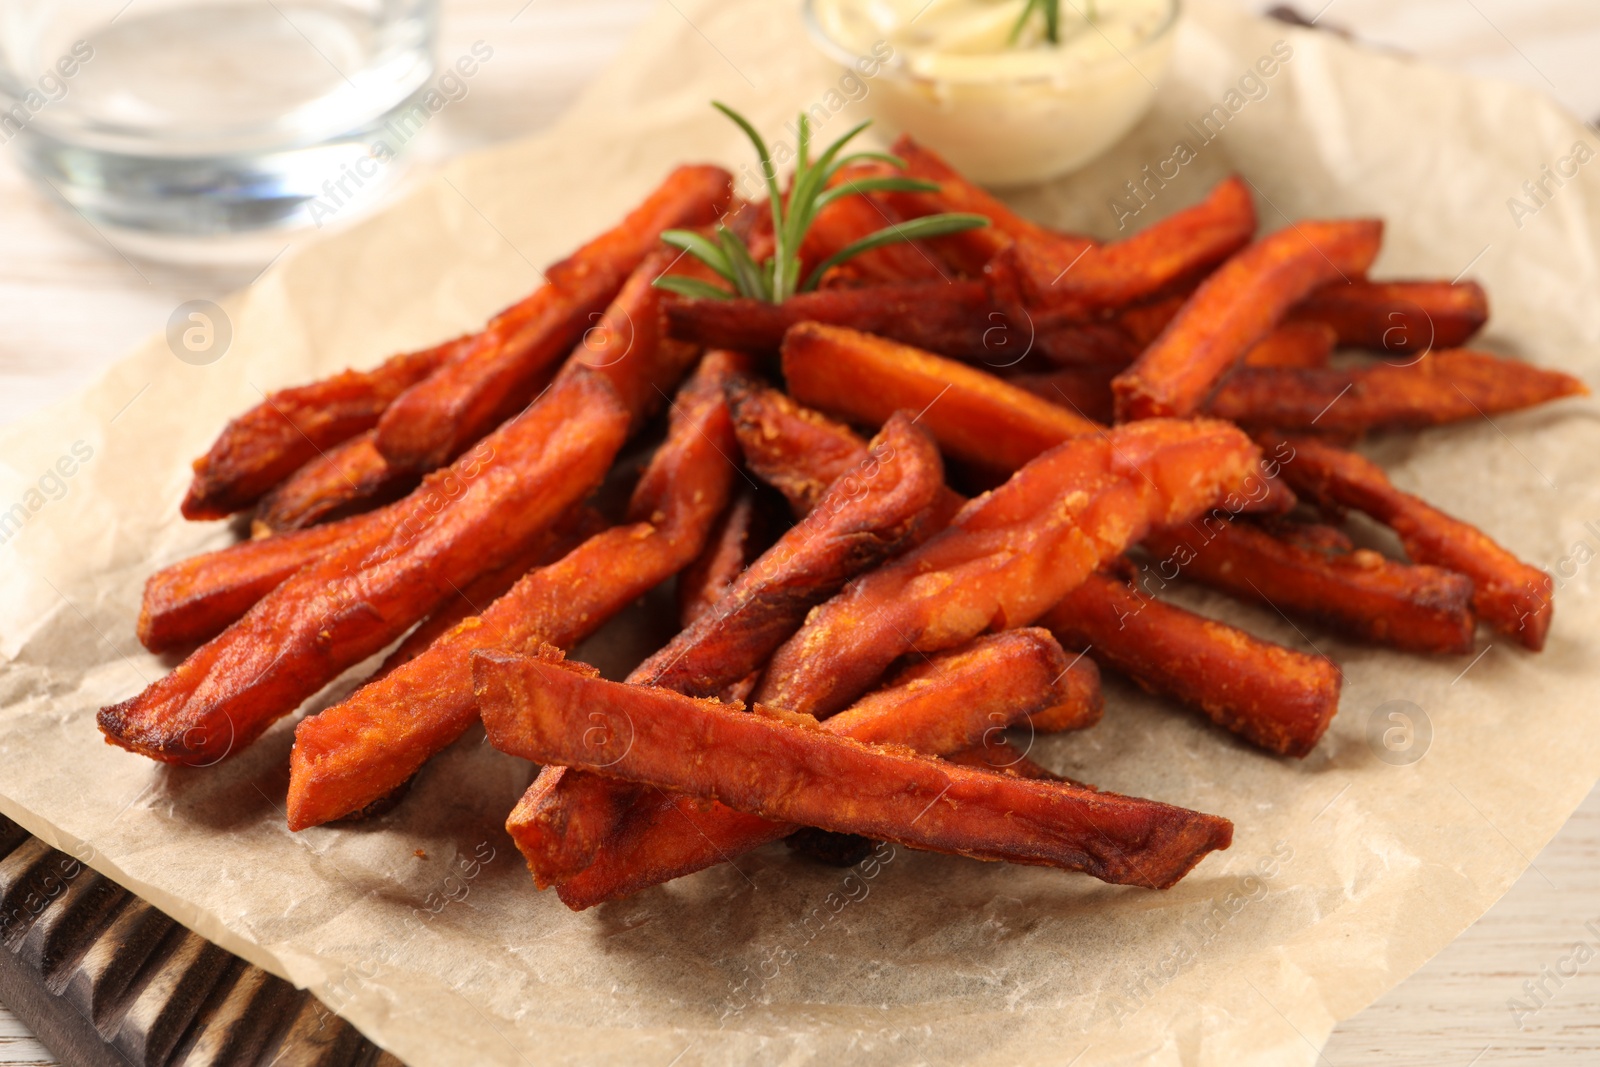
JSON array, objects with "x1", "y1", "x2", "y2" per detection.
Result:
[{"x1": 810, "y1": 0, "x2": 1176, "y2": 185}]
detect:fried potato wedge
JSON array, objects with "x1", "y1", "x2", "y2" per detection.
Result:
[
  {"x1": 282, "y1": 353, "x2": 744, "y2": 829},
  {"x1": 1290, "y1": 279, "x2": 1488, "y2": 353},
  {"x1": 1044, "y1": 572, "x2": 1341, "y2": 756},
  {"x1": 252, "y1": 430, "x2": 417, "y2": 535},
  {"x1": 783, "y1": 322, "x2": 1101, "y2": 476},
  {"x1": 1113, "y1": 219, "x2": 1384, "y2": 420},
  {"x1": 181, "y1": 338, "x2": 458, "y2": 520},
  {"x1": 1143, "y1": 518, "x2": 1477, "y2": 655},
  {"x1": 1207, "y1": 348, "x2": 1588, "y2": 434},
  {"x1": 375, "y1": 165, "x2": 731, "y2": 471},
  {"x1": 1265, "y1": 432, "x2": 1554, "y2": 650},
  {"x1": 755, "y1": 418, "x2": 1267, "y2": 717},
  {"x1": 994, "y1": 176, "x2": 1256, "y2": 317},
  {"x1": 102, "y1": 368, "x2": 632, "y2": 765},
  {"x1": 479, "y1": 648, "x2": 1229, "y2": 895}
]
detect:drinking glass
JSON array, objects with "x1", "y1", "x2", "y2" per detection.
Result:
[{"x1": 0, "y1": 0, "x2": 437, "y2": 258}]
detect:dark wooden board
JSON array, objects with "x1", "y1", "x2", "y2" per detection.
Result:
[{"x1": 0, "y1": 814, "x2": 403, "y2": 1067}]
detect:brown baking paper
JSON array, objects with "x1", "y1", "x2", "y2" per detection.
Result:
[{"x1": 2, "y1": 1, "x2": 1598, "y2": 1063}]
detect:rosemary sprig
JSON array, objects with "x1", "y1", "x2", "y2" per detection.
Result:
[
  {"x1": 1008, "y1": 0, "x2": 1097, "y2": 46},
  {"x1": 652, "y1": 102, "x2": 989, "y2": 304}
]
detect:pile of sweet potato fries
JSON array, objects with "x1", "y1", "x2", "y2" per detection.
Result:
[{"x1": 101, "y1": 120, "x2": 1585, "y2": 906}]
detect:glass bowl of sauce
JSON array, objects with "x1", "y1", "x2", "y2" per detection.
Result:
[{"x1": 805, "y1": 0, "x2": 1179, "y2": 186}]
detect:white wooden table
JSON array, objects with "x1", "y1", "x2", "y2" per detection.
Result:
[{"x1": 2, "y1": 2, "x2": 1597, "y2": 1063}]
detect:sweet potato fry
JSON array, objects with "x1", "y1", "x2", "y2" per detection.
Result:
[
  {"x1": 1142, "y1": 517, "x2": 1477, "y2": 654},
  {"x1": 993, "y1": 176, "x2": 1256, "y2": 317},
  {"x1": 726, "y1": 379, "x2": 870, "y2": 516},
  {"x1": 282, "y1": 353, "x2": 744, "y2": 829},
  {"x1": 180, "y1": 338, "x2": 459, "y2": 520},
  {"x1": 1112, "y1": 219, "x2": 1384, "y2": 420},
  {"x1": 516, "y1": 411, "x2": 944, "y2": 886},
  {"x1": 1264, "y1": 432, "x2": 1554, "y2": 650},
  {"x1": 1206, "y1": 348, "x2": 1588, "y2": 434},
  {"x1": 547, "y1": 629, "x2": 1094, "y2": 908},
  {"x1": 1242, "y1": 321, "x2": 1337, "y2": 369},
  {"x1": 1044, "y1": 572, "x2": 1342, "y2": 756},
  {"x1": 478, "y1": 649, "x2": 1233, "y2": 890},
  {"x1": 639, "y1": 411, "x2": 943, "y2": 697},
  {"x1": 375, "y1": 505, "x2": 603, "y2": 676},
  {"x1": 251, "y1": 430, "x2": 417, "y2": 535},
  {"x1": 947, "y1": 740, "x2": 1075, "y2": 783},
  {"x1": 1027, "y1": 654, "x2": 1105, "y2": 733},
  {"x1": 138, "y1": 507, "x2": 395, "y2": 653},
  {"x1": 879, "y1": 136, "x2": 1093, "y2": 275},
  {"x1": 102, "y1": 368, "x2": 632, "y2": 765},
  {"x1": 1290, "y1": 279, "x2": 1488, "y2": 353},
  {"x1": 755, "y1": 418, "x2": 1267, "y2": 717},
  {"x1": 800, "y1": 189, "x2": 954, "y2": 285},
  {"x1": 1008, "y1": 366, "x2": 1119, "y2": 424},
  {"x1": 783, "y1": 322, "x2": 1101, "y2": 476},
  {"x1": 730, "y1": 379, "x2": 1325, "y2": 752},
  {"x1": 375, "y1": 165, "x2": 731, "y2": 471},
  {"x1": 677, "y1": 489, "x2": 760, "y2": 628}
]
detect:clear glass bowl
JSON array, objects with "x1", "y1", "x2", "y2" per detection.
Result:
[{"x1": 804, "y1": 0, "x2": 1180, "y2": 187}]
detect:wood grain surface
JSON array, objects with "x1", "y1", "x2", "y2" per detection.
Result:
[{"x1": 1, "y1": 1, "x2": 1596, "y2": 1064}]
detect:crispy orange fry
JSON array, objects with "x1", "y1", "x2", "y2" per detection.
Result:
[
  {"x1": 102, "y1": 368, "x2": 632, "y2": 765},
  {"x1": 879, "y1": 136, "x2": 1094, "y2": 275},
  {"x1": 546, "y1": 629, "x2": 1099, "y2": 908},
  {"x1": 783, "y1": 322, "x2": 1101, "y2": 476},
  {"x1": 664, "y1": 280, "x2": 1136, "y2": 369},
  {"x1": 639, "y1": 411, "x2": 943, "y2": 697},
  {"x1": 800, "y1": 188, "x2": 954, "y2": 285},
  {"x1": 1009, "y1": 365, "x2": 1119, "y2": 424},
  {"x1": 138, "y1": 507, "x2": 394, "y2": 653},
  {"x1": 516, "y1": 412, "x2": 945, "y2": 886},
  {"x1": 947, "y1": 740, "x2": 1075, "y2": 783},
  {"x1": 993, "y1": 176, "x2": 1256, "y2": 317},
  {"x1": 375, "y1": 165, "x2": 731, "y2": 472},
  {"x1": 1044, "y1": 572, "x2": 1342, "y2": 756},
  {"x1": 478, "y1": 649, "x2": 1233, "y2": 891},
  {"x1": 1290, "y1": 279, "x2": 1488, "y2": 353},
  {"x1": 1264, "y1": 432, "x2": 1554, "y2": 650},
  {"x1": 181, "y1": 338, "x2": 459, "y2": 520},
  {"x1": 282, "y1": 353, "x2": 744, "y2": 829},
  {"x1": 1026, "y1": 654, "x2": 1105, "y2": 733},
  {"x1": 1206, "y1": 348, "x2": 1588, "y2": 434},
  {"x1": 755, "y1": 418, "x2": 1267, "y2": 717},
  {"x1": 677, "y1": 489, "x2": 760, "y2": 628},
  {"x1": 1241, "y1": 321, "x2": 1337, "y2": 369},
  {"x1": 730, "y1": 380, "x2": 1326, "y2": 749},
  {"x1": 375, "y1": 505, "x2": 603, "y2": 677},
  {"x1": 1112, "y1": 219, "x2": 1384, "y2": 420},
  {"x1": 252, "y1": 430, "x2": 417, "y2": 535},
  {"x1": 1143, "y1": 517, "x2": 1477, "y2": 655},
  {"x1": 726, "y1": 379, "x2": 871, "y2": 516}
]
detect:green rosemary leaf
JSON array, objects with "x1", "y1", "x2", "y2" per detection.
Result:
[
  {"x1": 812, "y1": 176, "x2": 940, "y2": 214},
  {"x1": 799, "y1": 212, "x2": 990, "y2": 292},
  {"x1": 651, "y1": 274, "x2": 736, "y2": 301},
  {"x1": 719, "y1": 224, "x2": 771, "y2": 302},
  {"x1": 660, "y1": 229, "x2": 736, "y2": 283}
]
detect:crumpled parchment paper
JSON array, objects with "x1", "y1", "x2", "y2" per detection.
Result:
[{"x1": 2, "y1": 1, "x2": 1598, "y2": 1064}]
